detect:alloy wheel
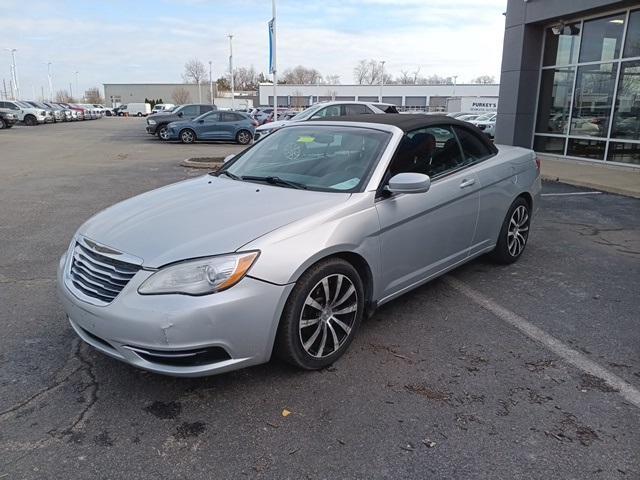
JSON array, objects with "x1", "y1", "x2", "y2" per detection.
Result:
[
  {"x1": 507, "y1": 205, "x2": 529, "y2": 257},
  {"x1": 299, "y1": 274, "x2": 358, "y2": 358},
  {"x1": 158, "y1": 126, "x2": 169, "y2": 140},
  {"x1": 181, "y1": 130, "x2": 195, "y2": 143},
  {"x1": 237, "y1": 130, "x2": 251, "y2": 145}
]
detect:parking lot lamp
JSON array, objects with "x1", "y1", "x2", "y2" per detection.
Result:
[
  {"x1": 47, "y1": 62, "x2": 53, "y2": 101},
  {"x1": 452, "y1": 75, "x2": 458, "y2": 96},
  {"x1": 75, "y1": 71, "x2": 79, "y2": 101},
  {"x1": 209, "y1": 60, "x2": 214, "y2": 105},
  {"x1": 379, "y1": 60, "x2": 386, "y2": 102},
  {"x1": 5, "y1": 48, "x2": 19, "y2": 99},
  {"x1": 228, "y1": 34, "x2": 235, "y2": 110}
]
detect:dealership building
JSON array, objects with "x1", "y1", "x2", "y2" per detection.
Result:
[
  {"x1": 257, "y1": 83, "x2": 499, "y2": 112},
  {"x1": 497, "y1": 0, "x2": 640, "y2": 167}
]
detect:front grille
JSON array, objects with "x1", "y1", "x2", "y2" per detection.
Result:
[{"x1": 69, "y1": 242, "x2": 140, "y2": 304}]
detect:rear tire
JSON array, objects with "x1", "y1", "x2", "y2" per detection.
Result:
[
  {"x1": 0, "y1": 118, "x2": 6, "y2": 129},
  {"x1": 137, "y1": 112, "x2": 143, "y2": 117},
  {"x1": 490, "y1": 197, "x2": 531, "y2": 264},
  {"x1": 275, "y1": 258, "x2": 364, "y2": 370},
  {"x1": 236, "y1": 129, "x2": 252, "y2": 145},
  {"x1": 180, "y1": 129, "x2": 196, "y2": 144}
]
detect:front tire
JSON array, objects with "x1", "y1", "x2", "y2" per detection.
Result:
[
  {"x1": 157, "y1": 125, "x2": 170, "y2": 141},
  {"x1": 136, "y1": 112, "x2": 143, "y2": 117},
  {"x1": 24, "y1": 115, "x2": 37, "y2": 126},
  {"x1": 275, "y1": 258, "x2": 364, "y2": 370},
  {"x1": 0, "y1": 118, "x2": 6, "y2": 129},
  {"x1": 490, "y1": 197, "x2": 531, "y2": 264},
  {"x1": 236, "y1": 129, "x2": 252, "y2": 145},
  {"x1": 180, "y1": 129, "x2": 196, "y2": 144}
]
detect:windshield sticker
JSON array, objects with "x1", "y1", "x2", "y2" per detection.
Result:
[
  {"x1": 331, "y1": 178, "x2": 360, "y2": 190},
  {"x1": 297, "y1": 136, "x2": 315, "y2": 143}
]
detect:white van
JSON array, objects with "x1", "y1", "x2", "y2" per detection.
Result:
[
  {"x1": 121, "y1": 103, "x2": 151, "y2": 117},
  {"x1": 151, "y1": 103, "x2": 175, "y2": 114}
]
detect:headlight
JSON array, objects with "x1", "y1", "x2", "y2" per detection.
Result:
[
  {"x1": 148, "y1": 119, "x2": 156, "y2": 125},
  {"x1": 138, "y1": 251, "x2": 259, "y2": 295}
]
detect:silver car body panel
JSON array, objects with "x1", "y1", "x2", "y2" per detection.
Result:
[{"x1": 58, "y1": 120, "x2": 541, "y2": 376}]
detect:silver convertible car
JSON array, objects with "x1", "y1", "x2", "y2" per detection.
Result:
[{"x1": 57, "y1": 114, "x2": 541, "y2": 377}]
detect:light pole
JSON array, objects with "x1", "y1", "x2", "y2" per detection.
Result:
[
  {"x1": 75, "y1": 71, "x2": 79, "y2": 101},
  {"x1": 271, "y1": 0, "x2": 277, "y2": 120},
  {"x1": 5, "y1": 48, "x2": 19, "y2": 99},
  {"x1": 452, "y1": 75, "x2": 458, "y2": 96},
  {"x1": 228, "y1": 34, "x2": 235, "y2": 110},
  {"x1": 208, "y1": 60, "x2": 214, "y2": 105},
  {"x1": 47, "y1": 62, "x2": 53, "y2": 101},
  {"x1": 379, "y1": 60, "x2": 386, "y2": 102}
]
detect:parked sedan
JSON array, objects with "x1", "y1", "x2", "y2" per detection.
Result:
[
  {"x1": 166, "y1": 110, "x2": 257, "y2": 144},
  {"x1": 57, "y1": 114, "x2": 540, "y2": 377}
]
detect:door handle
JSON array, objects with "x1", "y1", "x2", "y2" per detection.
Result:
[{"x1": 460, "y1": 178, "x2": 476, "y2": 188}]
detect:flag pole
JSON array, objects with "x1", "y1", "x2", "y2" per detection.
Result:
[{"x1": 272, "y1": 0, "x2": 277, "y2": 120}]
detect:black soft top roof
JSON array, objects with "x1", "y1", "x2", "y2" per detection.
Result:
[{"x1": 315, "y1": 113, "x2": 473, "y2": 132}]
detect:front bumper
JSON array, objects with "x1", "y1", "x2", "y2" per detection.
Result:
[
  {"x1": 146, "y1": 124, "x2": 158, "y2": 134},
  {"x1": 57, "y1": 252, "x2": 293, "y2": 377}
]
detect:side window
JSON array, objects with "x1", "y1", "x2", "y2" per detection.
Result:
[
  {"x1": 180, "y1": 105, "x2": 199, "y2": 116},
  {"x1": 388, "y1": 126, "x2": 464, "y2": 178},
  {"x1": 0, "y1": 101, "x2": 6, "y2": 108},
  {"x1": 200, "y1": 105, "x2": 213, "y2": 114},
  {"x1": 345, "y1": 104, "x2": 369, "y2": 115},
  {"x1": 312, "y1": 105, "x2": 341, "y2": 119},
  {"x1": 202, "y1": 112, "x2": 220, "y2": 122},
  {"x1": 452, "y1": 126, "x2": 493, "y2": 163}
]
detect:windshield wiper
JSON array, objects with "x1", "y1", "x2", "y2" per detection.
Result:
[
  {"x1": 242, "y1": 175, "x2": 308, "y2": 190},
  {"x1": 217, "y1": 170, "x2": 242, "y2": 180}
]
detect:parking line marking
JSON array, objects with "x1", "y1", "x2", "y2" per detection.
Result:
[
  {"x1": 444, "y1": 276, "x2": 640, "y2": 409},
  {"x1": 541, "y1": 191, "x2": 602, "y2": 197}
]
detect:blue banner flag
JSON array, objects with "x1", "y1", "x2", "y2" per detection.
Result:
[{"x1": 268, "y1": 18, "x2": 275, "y2": 74}]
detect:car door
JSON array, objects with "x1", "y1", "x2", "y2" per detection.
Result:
[
  {"x1": 194, "y1": 112, "x2": 221, "y2": 139},
  {"x1": 451, "y1": 126, "x2": 520, "y2": 255},
  {"x1": 375, "y1": 125, "x2": 481, "y2": 300}
]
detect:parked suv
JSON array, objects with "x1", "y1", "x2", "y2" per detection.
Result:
[
  {"x1": 146, "y1": 104, "x2": 218, "y2": 140},
  {"x1": 0, "y1": 100, "x2": 47, "y2": 126},
  {"x1": 25, "y1": 101, "x2": 58, "y2": 123},
  {"x1": 0, "y1": 110, "x2": 18, "y2": 129}
]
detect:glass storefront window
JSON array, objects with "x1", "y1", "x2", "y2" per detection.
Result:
[
  {"x1": 543, "y1": 23, "x2": 581, "y2": 66},
  {"x1": 579, "y1": 14, "x2": 625, "y2": 63},
  {"x1": 535, "y1": 68, "x2": 575, "y2": 134},
  {"x1": 567, "y1": 138, "x2": 606, "y2": 159},
  {"x1": 611, "y1": 60, "x2": 640, "y2": 140},
  {"x1": 607, "y1": 142, "x2": 640, "y2": 165},
  {"x1": 570, "y1": 63, "x2": 617, "y2": 137},
  {"x1": 623, "y1": 10, "x2": 640, "y2": 58},
  {"x1": 534, "y1": 136, "x2": 566, "y2": 155}
]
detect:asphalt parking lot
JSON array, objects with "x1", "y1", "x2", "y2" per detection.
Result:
[{"x1": 1, "y1": 119, "x2": 639, "y2": 479}]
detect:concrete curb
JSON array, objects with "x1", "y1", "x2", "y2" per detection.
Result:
[
  {"x1": 541, "y1": 174, "x2": 640, "y2": 199},
  {"x1": 181, "y1": 158, "x2": 224, "y2": 170}
]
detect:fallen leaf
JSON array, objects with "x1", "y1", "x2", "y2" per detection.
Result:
[{"x1": 282, "y1": 409, "x2": 292, "y2": 417}]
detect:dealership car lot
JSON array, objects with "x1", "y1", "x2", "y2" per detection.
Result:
[{"x1": 0, "y1": 119, "x2": 638, "y2": 479}]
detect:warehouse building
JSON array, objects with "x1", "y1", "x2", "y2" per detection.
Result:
[
  {"x1": 103, "y1": 83, "x2": 211, "y2": 107},
  {"x1": 497, "y1": 0, "x2": 640, "y2": 167},
  {"x1": 257, "y1": 83, "x2": 499, "y2": 112}
]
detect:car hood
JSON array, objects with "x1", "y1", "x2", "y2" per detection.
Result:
[
  {"x1": 256, "y1": 120, "x2": 292, "y2": 131},
  {"x1": 78, "y1": 175, "x2": 350, "y2": 268}
]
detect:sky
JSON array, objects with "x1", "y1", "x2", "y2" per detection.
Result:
[{"x1": 0, "y1": 0, "x2": 507, "y2": 99}]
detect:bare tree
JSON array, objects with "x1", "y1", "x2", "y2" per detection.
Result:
[
  {"x1": 85, "y1": 87, "x2": 104, "y2": 104},
  {"x1": 352, "y1": 59, "x2": 388, "y2": 85},
  {"x1": 423, "y1": 74, "x2": 452, "y2": 85},
  {"x1": 55, "y1": 89, "x2": 74, "y2": 102},
  {"x1": 471, "y1": 75, "x2": 496, "y2": 84},
  {"x1": 282, "y1": 65, "x2": 322, "y2": 84},
  {"x1": 172, "y1": 87, "x2": 191, "y2": 104},
  {"x1": 183, "y1": 59, "x2": 207, "y2": 84},
  {"x1": 398, "y1": 70, "x2": 413, "y2": 85},
  {"x1": 324, "y1": 74, "x2": 340, "y2": 85},
  {"x1": 232, "y1": 66, "x2": 261, "y2": 90},
  {"x1": 216, "y1": 77, "x2": 230, "y2": 91}
]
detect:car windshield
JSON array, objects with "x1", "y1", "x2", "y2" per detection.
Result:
[
  {"x1": 287, "y1": 104, "x2": 324, "y2": 122},
  {"x1": 17, "y1": 101, "x2": 33, "y2": 108},
  {"x1": 222, "y1": 125, "x2": 391, "y2": 193}
]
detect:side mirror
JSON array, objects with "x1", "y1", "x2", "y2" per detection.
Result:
[
  {"x1": 177, "y1": 112, "x2": 183, "y2": 117},
  {"x1": 223, "y1": 154, "x2": 235, "y2": 163},
  {"x1": 198, "y1": 119, "x2": 204, "y2": 123},
  {"x1": 386, "y1": 172, "x2": 431, "y2": 194}
]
